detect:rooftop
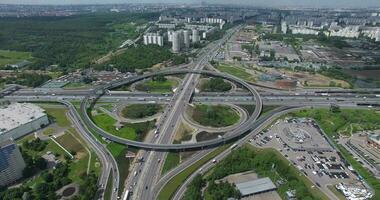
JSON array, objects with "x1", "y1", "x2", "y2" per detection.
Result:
[
  {"x1": 0, "y1": 103, "x2": 46, "y2": 134},
  {"x1": 0, "y1": 139, "x2": 15, "y2": 149},
  {"x1": 235, "y1": 177, "x2": 277, "y2": 196}
]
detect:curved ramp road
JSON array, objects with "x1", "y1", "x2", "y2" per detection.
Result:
[{"x1": 80, "y1": 69, "x2": 263, "y2": 150}]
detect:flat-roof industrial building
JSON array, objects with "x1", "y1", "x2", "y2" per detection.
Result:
[
  {"x1": 235, "y1": 177, "x2": 277, "y2": 197},
  {"x1": 0, "y1": 103, "x2": 49, "y2": 142}
]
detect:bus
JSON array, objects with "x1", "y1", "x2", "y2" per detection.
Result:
[
  {"x1": 122, "y1": 190, "x2": 130, "y2": 200},
  {"x1": 230, "y1": 143, "x2": 238, "y2": 150}
]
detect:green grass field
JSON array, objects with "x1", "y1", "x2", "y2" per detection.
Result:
[
  {"x1": 42, "y1": 107, "x2": 71, "y2": 127},
  {"x1": 158, "y1": 145, "x2": 229, "y2": 200},
  {"x1": 63, "y1": 82, "x2": 91, "y2": 89},
  {"x1": 107, "y1": 142, "x2": 125, "y2": 158},
  {"x1": 104, "y1": 171, "x2": 114, "y2": 200},
  {"x1": 161, "y1": 152, "x2": 180, "y2": 175},
  {"x1": 91, "y1": 109, "x2": 155, "y2": 141},
  {"x1": 135, "y1": 79, "x2": 177, "y2": 93},
  {"x1": 91, "y1": 110, "x2": 137, "y2": 140},
  {"x1": 289, "y1": 108, "x2": 380, "y2": 137},
  {"x1": 215, "y1": 64, "x2": 255, "y2": 83},
  {"x1": 191, "y1": 104, "x2": 240, "y2": 127},
  {"x1": 0, "y1": 49, "x2": 33, "y2": 67}
]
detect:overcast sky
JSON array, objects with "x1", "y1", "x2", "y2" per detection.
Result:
[{"x1": 0, "y1": 0, "x2": 379, "y2": 8}]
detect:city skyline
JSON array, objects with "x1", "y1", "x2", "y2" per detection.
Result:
[{"x1": 1, "y1": 0, "x2": 380, "y2": 8}]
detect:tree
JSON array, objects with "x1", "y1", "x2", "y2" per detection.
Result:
[
  {"x1": 202, "y1": 78, "x2": 232, "y2": 92},
  {"x1": 42, "y1": 173, "x2": 54, "y2": 183},
  {"x1": 35, "y1": 157, "x2": 47, "y2": 170},
  {"x1": 183, "y1": 175, "x2": 205, "y2": 200},
  {"x1": 35, "y1": 182, "x2": 49, "y2": 194},
  {"x1": 152, "y1": 75, "x2": 167, "y2": 82},
  {"x1": 330, "y1": 104, "x2": 341, "y2": 113}
]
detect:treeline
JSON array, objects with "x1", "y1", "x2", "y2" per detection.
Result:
[
  {"x1": 183, "y1": 175, "x2": 204, "y2": 200},
  {"x1": 318, "y1": 66, "x2": 353, "y2": 87},
  {"x1": 0, "y1": 12, "x2": 158, "y2": 69},
  {"x1": 0, "y1": 137, "x2": 98, "y2": 200},
  {"x1": 0, "y1": 72, "x2": 51, "y2": 87},
  {"x1": 98, "y1": 45, "x2": 187, "y2": 72},
  {"x1": 0, "y1": 162, "x2": 98, "y2": 200},
  {"x1": 22, "y1": 138, "x2": 47, "y2": 151}
]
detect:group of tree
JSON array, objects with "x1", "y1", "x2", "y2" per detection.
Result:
[
  {"x1": 0, "y1": 73, "x2": 51, "y2": 87},
  {"x1": 22, "y1": 138, "x2": 47, "y2": 151},
  {"x1": 201, "y1": 77, "x2": 232, "y2": 92},
  {"x1": 204, "y1": 146, "x2": 320, "y2": 200},
  {"x1": 21, "y1": 148, "x2": 48, "y2": 178},
  {"x1": 127, "y1": 120, "x2": 157, "y2": 141},
  {"x1": 0, "y1": 12, "x2": 158, "y2": 70},
  {"x1": 122, "y1": 104, "x2": 161, "y2": 119},
  {"x1": 172, "y1": 54, "x2": 188, "y2": 65},
  {"x1": 192, "y1": 105, "x2": 239, "y2": 128},
  {"x1": 101, "y1": 45, "x2": 177, "y2": 72},
  {"x1": 207, "y1": 181, "x2": 240, "y2": 200},
  {"x1": 183, "y1": 175, "x2": 205, "y2": 200},
  {"x1": 33, "y1": 163, "x2": 72, "y2": 200},
  {"x1": 318, "y1": 66, "x2": 353, "y2": 87},
  {"x1": 241, "y1": 43, "x2": 259, "y2": 56},
  {"x1": 82, "y1": 76, "x2": 97, "y2": 84},
  {"x1": 152, "y1": 75, "x2": 167, "y2": 82},
  {"x1": 72, "y1": 172, "x2": 98, "y2": 200},
  {"x1": 0, "y1": 163, "x2": 71, "y2": 200}
]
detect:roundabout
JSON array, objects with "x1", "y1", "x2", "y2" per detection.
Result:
[{"x1": 80, "y1": 69, "x2": 263, "y2": 150}]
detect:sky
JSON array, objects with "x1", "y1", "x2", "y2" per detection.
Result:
[{"x1": 0, "y1": 0, "x2": 380, "y2": 8}]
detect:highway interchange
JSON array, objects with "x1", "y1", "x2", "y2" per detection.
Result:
[{"x1": 1, "y1": 25, "x2": 380, "y2": 200}]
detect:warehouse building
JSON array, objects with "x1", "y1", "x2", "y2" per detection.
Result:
[
  {"x1": 0, "y1": 139, "x2": 26, "y2": 186},
  {"x1": 235, "y1": 177, "x2": 277, "y2": 197},
  {"x1": 0, "y1": 103, "x2": 49, "y2": 142}
]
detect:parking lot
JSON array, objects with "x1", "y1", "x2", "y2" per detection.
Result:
[{"x1": 249, "y1": 117, "x2": 359, "y2": 200}]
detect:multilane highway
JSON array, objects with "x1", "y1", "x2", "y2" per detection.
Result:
[{"x1": 125, "y1": 26, "x2": 243, "y2": 200}]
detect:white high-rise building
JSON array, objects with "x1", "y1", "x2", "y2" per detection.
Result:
[
  {"x1": 329, "y1": 26, "x2": 360, "y2": 38},
  {"x1": 192, "y1": 29, "x2": 200, "y2": 43},
  {"x1": 183, "y1": 30, "x2": 191, "y2": 48},
  {"x1": 143, "y1": 33, "x2": 164, "y2": 46},
  {"x1": 281, "y1": 21, "x2": 287, "y2": 34},
  {"x1": 172, "y1": 31, "x2": 182, "y2": 53},
  {"x1": 168, "y1": 30, "x2": 174, "y2": 42},
  {"x1": 0, "y1": 140, "x2": 26, "y2": 186}
]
